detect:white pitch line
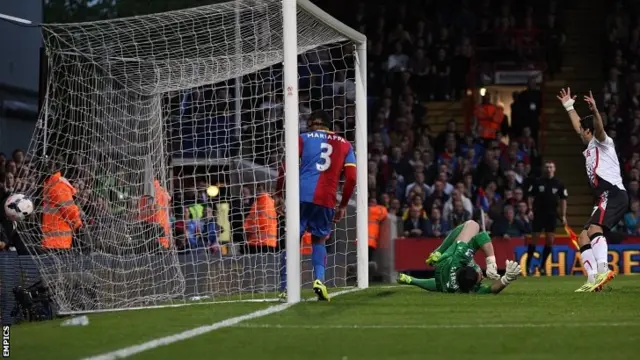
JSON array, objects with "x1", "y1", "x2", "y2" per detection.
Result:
[
  {"x1": 82, "y1": 287, "x2": 362, "y2": 360},
  {"x1": 232, "y1": 322, "x2": 640, "y2": 330},
  {"x1": 0, "y1": 13, "x2": 33, "y2": 25}
]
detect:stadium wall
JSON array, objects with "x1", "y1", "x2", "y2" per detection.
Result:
[{"x1": 394, "y1": 236, "x2": 640, "y2": 275}]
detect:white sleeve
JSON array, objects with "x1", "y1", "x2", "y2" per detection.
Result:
[{"x1": 595, "y1": 135, "x2": 614, "y2": 148}]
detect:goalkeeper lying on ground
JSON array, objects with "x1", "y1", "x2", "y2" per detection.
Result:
[{"x1": 397, "y1": 220, "x2": 522, "y2": 294}]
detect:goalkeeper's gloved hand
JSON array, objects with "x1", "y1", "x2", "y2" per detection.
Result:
[
  {"x1": 500, "y1": 260, "x2": 522, "y2": 286},
  {"x1": 425, "y1": 251, "x2": 442, "y2": 266},
  {"x1": 485, "y1": 256, "x2": 500, "y2": 280}
]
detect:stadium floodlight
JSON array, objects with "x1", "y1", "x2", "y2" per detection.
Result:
[{"x1": 15, "y1": 0, "x2": 367, "y2": 313}]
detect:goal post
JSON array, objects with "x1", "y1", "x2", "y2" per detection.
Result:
[
  {"x1": 282, "y1": 0, "x2": 301, "y2": 304},
  {"x1": 16, "y1": 0, "x2": 367, "y2": 313}
]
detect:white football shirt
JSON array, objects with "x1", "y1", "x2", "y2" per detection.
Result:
[{"x1": 582, "y1": 135, "x2": 625, "y2": 191}]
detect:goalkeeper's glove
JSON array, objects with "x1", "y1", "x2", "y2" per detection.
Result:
[
  {"x1": 485, "y1": 256, "x2": 500, "y2": 280},
  {"x1": 425, "y1": 251, "x2": 442, "y2": 265},
  {"x1": 562, "y1": 97, "x2": 575, "y2": 112},
  {"x1": 500, "y1": 260, "x2": 522, "y2": 286}
]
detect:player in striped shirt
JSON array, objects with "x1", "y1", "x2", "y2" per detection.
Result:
[{"x1": 276, "y1": 110, "x2": 357, "y2": 301}]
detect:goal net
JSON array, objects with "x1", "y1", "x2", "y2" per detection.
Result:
[{"x1": 16, "y1": 0, "x2": 367, "y2": 313}]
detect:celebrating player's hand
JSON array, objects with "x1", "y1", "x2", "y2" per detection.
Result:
[
  {"x1": 504, "y1": 260, "x2": 522, "y2": 282},
  {"x1": 561, "y1": 216, "x2": 568, "y2": 225},
  {"x1": 485, "y1": 256, "x2": 500, "y2": 280},
  {"x1": 557, "y1": 87, "x2": 576, "y2": 111},
  {"x1": 583, "y1": 90, "x2": 598, "y2": 112},
  {"x1": 333, "y1": 206, "x2": 346, "y2": 223}
]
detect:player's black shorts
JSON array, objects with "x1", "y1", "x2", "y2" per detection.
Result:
[
  {"x1": 584, "y1": 188, "x2": 629, "y2": 231},
  {"x1": 532, "y1": 213, "x2": 557, "y2": 233}
]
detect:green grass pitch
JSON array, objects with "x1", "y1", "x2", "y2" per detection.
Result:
[{"x1": 9, "y1": 276, "x2": 640, "y2": 360}]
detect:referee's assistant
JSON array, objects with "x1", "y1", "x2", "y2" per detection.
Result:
[{"x1": 526, "y1": 161, "x2": 568, "y2": 275}]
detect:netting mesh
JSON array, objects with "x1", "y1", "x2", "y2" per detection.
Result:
[{"x1": 16, "y1": 0, "x2": 361, "y2": 313}]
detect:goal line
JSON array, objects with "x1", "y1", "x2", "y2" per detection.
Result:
[{"x1": 82, "y1": 287, "x2": 363, "y2": 360}]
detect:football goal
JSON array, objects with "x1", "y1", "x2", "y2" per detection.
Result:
[{"x1": 16, "y1": 0, "x2": 367, "y2": 313}]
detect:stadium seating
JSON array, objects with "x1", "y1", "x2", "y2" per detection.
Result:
[{"x1": 603, "y1": 0, "x2": 640, "y2": 234}]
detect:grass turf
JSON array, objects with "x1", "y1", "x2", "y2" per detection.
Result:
[{"x1": 9, "y1": 276, "x2": 640, "y2": 360}]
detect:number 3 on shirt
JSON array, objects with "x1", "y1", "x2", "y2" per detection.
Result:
[{"x1": 316, "y1": 142, "x2": 333, "y2": 171}]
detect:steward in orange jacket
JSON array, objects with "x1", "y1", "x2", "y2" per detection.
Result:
[
  {"x1": 42, "y1": 172, "x2": 82, "y2": 249},
  {"x1": 368, "y1": 200, "x2": 388, "y2": 249},
  {"x1": 137, "y1": 180, "x2": 171, "y2": 249},
  {"x1": 475, "y1": 97, "x2": 505, "y2": 140},
  {"x1": 244, "y1": 192, "x2": 278, "y2": 249}
]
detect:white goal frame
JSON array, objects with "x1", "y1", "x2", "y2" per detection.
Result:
[
  {"x1": 282, "y1": 0, "x2": 368, "y2": 303},
  {"x1": 2, "y1": 0, "x2": 368, "y2": 312}
]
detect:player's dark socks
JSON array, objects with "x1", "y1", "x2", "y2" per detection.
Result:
[
  {"x1": 540, "y1": 246, "x2": 552, "y2": 275},
  {"x1": 408, "y1": 277, "x2": 434, "y2": 291},
  {"x1": 526, "y1": 244, "x2": 536, "y2": 271}
]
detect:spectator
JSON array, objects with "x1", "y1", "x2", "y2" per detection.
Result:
[
  {"x1": 434, "y1": 171, "x2": 455, "y2": 195},
  {"x1": 628, "y1": 179, "x2": 639, "y2": 200},
  {"x1": 388, "y1": 42, "x2": 410, "y2": 72},
  {"x1": 623, "y1": 199, "x2": 640, "y2": 235},
  {"x1": 512, "y1": 78, "x2": 542, "y2": 140},
  {"x1": 425, "y1": 180, "x2": 448, "y2": 211},
  {"x1": 476, "y1": 181, "x2": 503, "y2": 219},
  {"x1": 447, "y1": 199, "x2": 472, "y2": 227},
  {"x1": 438, "y1": 137, "x2": 459, "y2": 171},
  {"x1": 403, "y1": 207, "x2": 428, "y2": 238},
  {"x1": 401, "y1": 194, "x2": 427, "y2": 220},
  {"x1": 424, "y1": 207, "x2": 450, "y2": 237},
  {"x1": 503, "y1": 170, "x2": 521, "y2": 191},
  {"x1": 442, "y1": 189, "x2": 473, "y2": 220},
  {"x1": 515, "y1": 201, "x2": 533, "y2": 234},
  {"x1": 431, "y1": 48, "x2": 451, "y2": 100},
  {"x1": 388, "y1": 198, "x2": 403, "y2": 217},
  {"x1": 405, "y1": 172, "x2": 429, "y2": 198},
  {"x1": 491, "y1": 205, "x2": 527, "y2": 238},
  {"x1": 501, "y1": 141, "x2": 530, "y2": 171}
]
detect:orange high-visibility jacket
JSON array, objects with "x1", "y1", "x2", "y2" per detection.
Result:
[
  {"x1": 42, "y1": 172, "x2": 82, "y2": 249},
  {"x1": 475, "y1": 103, "x2": 504, "y2": 139},
  {"x1": 301, "y1": 232, "x2": 312, "y2": 255},
  {"x1": 368, "y1": 205, "x2": 388, "y2": 249},
  {"x1": 244, "y1": 192, "x2": 278, "y2": 248},
  {"x1": 137, "y1": 180, "x2": 171, "y2": 249}
]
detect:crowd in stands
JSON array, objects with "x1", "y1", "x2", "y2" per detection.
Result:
[
  {"x1": 336, "y1": 0, "x2": 559, "y2": 239},
  {"x1": 0, "y1": 0, "x2": 568, "y2": 252},
  {"x1": 603, "y1": 0, "x2": 640, "y2": 235}
]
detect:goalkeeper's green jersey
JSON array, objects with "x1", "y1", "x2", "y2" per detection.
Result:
[{"x1": 433, "y1": 226, "x2": 493, "y2": 293}]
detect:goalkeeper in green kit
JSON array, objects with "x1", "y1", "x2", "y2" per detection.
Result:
[{"x1": 397, "y1": 221, "x2": 522, "y2": 294}]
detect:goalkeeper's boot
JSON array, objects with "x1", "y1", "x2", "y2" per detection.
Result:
[
  {"x1": 592, "y1": 270, "x2": 616, "y2": 292},
  {"x1": 425, "y1": 251, "x2": 442, "y2": 266},
  {"x1": 396, "y1": 273, "x2": 412, "y2": 285},
  {"x1": 313, "y1": 280, "x2": 330, "y2": 302},
  {"x1": 278, "y1": 290, "x2": 287, "y2": 302}
]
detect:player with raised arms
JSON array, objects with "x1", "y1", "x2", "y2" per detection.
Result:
[
  {"x1": 396, "y1": 220, "x2": 522, "y2": 294},
  {"x1": 275, "y1": 110, "x2": 357, "y2": 301},
  {"x1": 557, "y1": 88, "x2": 625, "y2": 292}
]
